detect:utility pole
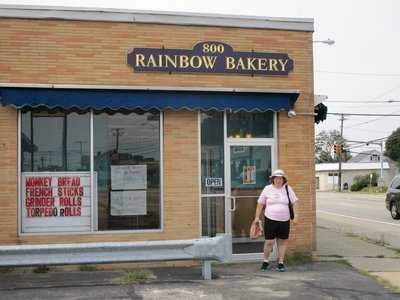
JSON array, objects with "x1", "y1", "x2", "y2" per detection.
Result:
[
  {"x1": 338, "y1": 114, "x2": 345, "y2": 192},
  {"x1": 379, "y1": 140, "x2": 384, "y2": 186}
]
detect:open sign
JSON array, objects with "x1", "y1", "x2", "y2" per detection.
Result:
[{"x1": 205, "y1": 177, "x2": 223, "y2": 187}]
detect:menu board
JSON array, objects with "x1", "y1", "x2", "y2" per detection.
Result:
[{"x1": 21, "y1": 172, "x2": 95, "y2": 233}]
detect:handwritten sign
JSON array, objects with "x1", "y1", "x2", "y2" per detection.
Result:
[
  {"x1": 111, "y1": 165, "x2": 147, "y2": 190},
  {"x1": 110, "y1": 191, "x2": 147, "y2": 216}
]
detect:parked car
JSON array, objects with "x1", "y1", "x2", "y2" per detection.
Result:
[{"x1": 386, "y1": 175, "x2": 400, "y2": 219}]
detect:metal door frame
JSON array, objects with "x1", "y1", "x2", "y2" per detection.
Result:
[{"x1": 224, "y1": 112, "x2": 277, "y2": 261}]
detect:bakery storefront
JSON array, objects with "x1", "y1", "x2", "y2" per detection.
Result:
[{"x1": 0, "y1": 6, "x2": 315, "y2": 260}]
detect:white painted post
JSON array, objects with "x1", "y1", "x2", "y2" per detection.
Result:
[{"x1": 202, "y1": 260, "x2": 212, "y2": 280}]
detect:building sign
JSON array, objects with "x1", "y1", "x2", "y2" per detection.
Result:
[
  {"x1": 127, "y1": 41, "x2": 293, "y2": 76},
  {"x1": 21, "y1": 172, "x2": 95, "y2": 233}
]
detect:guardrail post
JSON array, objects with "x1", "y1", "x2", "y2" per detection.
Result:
[{"x1": 202, "y1": 260, "x2": 212, "y2": 280}]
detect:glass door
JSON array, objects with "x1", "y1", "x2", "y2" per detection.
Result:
[{"x1": 228, "y1": 145, "x2": 272, "y2": 254}]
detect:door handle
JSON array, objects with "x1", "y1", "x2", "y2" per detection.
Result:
[{"x1": 230, "y1": 196, "x2": 236, "y2": 212}]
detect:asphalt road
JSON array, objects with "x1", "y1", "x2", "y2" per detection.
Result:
[{"x1": 317, "y1": 191, "x2": 400, "y2": 249}]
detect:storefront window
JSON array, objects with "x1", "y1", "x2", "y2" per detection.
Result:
[
  {"x1": 200, "y1": 111, "x2": 225, "y2": 236},
  {"x1": 227, "y1": 111, "x2": 274, "y2": 138},
  {"x1": 21, "y1": 109, "x2": 91, "y2": 233},
  {"x1": 21, "y1": 110, "x2": 90, "y2": 172},
  {"x1": 94, "y1": 111, "x2": 161, "y2": 231},
  {"x1": 20, "y1": 109, "x2": 161, "y2": 233},
  {"x1": 200, "y1": 111, "x2": 224, "y2": 194}
]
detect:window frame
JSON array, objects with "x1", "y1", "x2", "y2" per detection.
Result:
[{"x1": 18, "y1": 109, "x2": 164, "y2": 236}]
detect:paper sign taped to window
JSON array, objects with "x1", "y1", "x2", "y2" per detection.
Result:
[
  {"x1": 243, "y1": 166, "x2": 256, "y2": 184},
  {"x1": 110, "y1": 190, "x2": 147, "y2": 216},
  {"x1": 111, "y1": 165, "x2": 147, "y2": 190}
]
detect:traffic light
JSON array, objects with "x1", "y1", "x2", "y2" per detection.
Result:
[
  {"x1": 334, "y1": 144, "x2": 342, "y2": 155},
  {"x1": 314, "y1": 103, "x2": 328, "y2": 124},
  {"x1": 340, "y1": 144, "x2": 344, "y2": 153}
]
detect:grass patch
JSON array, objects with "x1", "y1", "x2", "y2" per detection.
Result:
[
  {"x1": 345, "y1": 232, "x2": 389, "y2": 247},
  {"x1": 331, "y1": 259, "x2": 352, "y2": 267},
  {"x1": 285, "y1": 252, "x2": 312, "y2": 266},
  {"x1": 33, "y1": 265, "x2": 50, "y2": 274},
  {"x1": 360, "y1": 186, "x2": 388, "y2": 193},
  {"x1": 0, "y1": 267, "x2": 14, "y2": 273},
  {"x1": 79, "y1": 264, "x2": 97, "y2": 272},
  {"x1": 359, "y1": 270, "x2": 400, "y2": 292},
  {"x1": 122, "y1": 270, "x2": 150, "y2": 284},
  {"x1": 318, "y1": 254, "x2": 343, "y2": 258},
  {"x1": 386, "y1": 246, "x2": 400, "y2": 257}
]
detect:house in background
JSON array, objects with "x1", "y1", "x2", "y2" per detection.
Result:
[
  {"x1": 347, "y1": 150, "x2": 387, "y2": 163},
  {"x1": 316, "y1": 151, "x2": 397, "y2": 191}
]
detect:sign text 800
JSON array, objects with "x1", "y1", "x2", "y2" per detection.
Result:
[{"x1": 202, "y1": 43, "x2": 225, "y2": 54}]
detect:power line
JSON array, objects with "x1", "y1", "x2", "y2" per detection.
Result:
[
  {"x1": 372, "y1": 83, "x2": 400, "y2": 100},
  {"x1": 328, "y1": 112, "x2": 400, "y2": 116},
  {"x1": 345, "y1": 109, "x2": 400, "y2": 128},
  {"x1": 316, "y1": 70, "x2": 400, "y2": 77},
  {"x1": 323, "y1": 100, "x2": 400, "y2": 103}
]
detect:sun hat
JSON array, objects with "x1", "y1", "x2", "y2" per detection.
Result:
[{"x1": 270, "y1": 169, "x2": 287, "y2": 182}]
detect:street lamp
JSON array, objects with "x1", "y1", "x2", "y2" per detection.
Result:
[{"x1": 313, "y1": 38, "x2": 335, "y2": 46}]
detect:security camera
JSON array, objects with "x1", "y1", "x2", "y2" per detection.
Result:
[{"x1": 287, "y1": 110, "x2": 297, "y2": 118}]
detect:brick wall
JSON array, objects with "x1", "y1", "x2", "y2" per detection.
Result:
[{"x1": 0, "y1": 18, "x2": 314, "y2": 252}]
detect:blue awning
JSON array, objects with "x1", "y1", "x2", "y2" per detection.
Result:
[{"x1": 0, "y1": 87, "x2": 299, "y2": 112}]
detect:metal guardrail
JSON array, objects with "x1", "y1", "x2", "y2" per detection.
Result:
[{"x1": 0, "y1": 234, "x2": 232, "y2": 280}]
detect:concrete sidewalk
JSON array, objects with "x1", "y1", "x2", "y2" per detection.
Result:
[
  {"x1": 316, "y1": 226, "x2": 400, "y2": 293},
  {"x1": 1, "y1": 226, "x2": 400, "y2": 299},
  {"x1": 0, "y1": 260, "x2": 399, "y2": 299}
]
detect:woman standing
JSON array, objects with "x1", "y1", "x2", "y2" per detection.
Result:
[{"x1": 253, "y1": 169, "x2": 298, "y2": 272}]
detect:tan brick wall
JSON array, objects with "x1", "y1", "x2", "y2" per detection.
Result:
[
  {"x1": 0, "y1": 18, "x2": 314, "y2": 251},
  {"x1": 0, "y1": 106, "x2": 18, "y2": 244}
]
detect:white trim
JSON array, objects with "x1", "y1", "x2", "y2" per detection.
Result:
[
  {"x1": 0, "y1": 5, "x2": 314, "y2": 32},
  {"x1": 160, "y1": 111, "x2": 164, "y2": 233},
  {"x1": 224, "y1": 111, "x2": 230, "y2": 236},
  {"x1": 90, "y1": 110, "x2": 94, "y2": 231},
  {"x1": 197, "y1": 111, "x2": 202, "y2": 238},
  {"x1": 0, "y1": 82, "x2": 300, "y2": 95},
  {"x1": 17, "y1": 110, "x2": 22, "y2": 236},
  {"x1": 18, "y1": 229, "x2": 163, "y2": 236},
  {"x1": 273, "y1": 112, "x2": 278, "y2": 170},
  {"x1": 201, "y1": 194, "x2": 225, "y2": 198}
]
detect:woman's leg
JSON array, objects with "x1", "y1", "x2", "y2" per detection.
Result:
[
  {"x1": 263, "y1": 239, "x2": 275, "y2": 260},
  {"x1": 276, "y1": 238, "x2": 288, "y2": 263}
]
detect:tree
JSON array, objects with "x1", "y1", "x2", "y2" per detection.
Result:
[
  {"x1": 385, "y1": 127, "x2": 400, "y2": 162},
  {"x1": 315, "y1": 130, "x2": 350, "y2": 163}
]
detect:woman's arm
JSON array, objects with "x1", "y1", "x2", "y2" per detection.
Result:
[
  {"x1": 292, "y1": 201, "x2": 299, "y2": 224},
  {"x1": 254, "y1": 203, "x2": 265, "y2": 222}
]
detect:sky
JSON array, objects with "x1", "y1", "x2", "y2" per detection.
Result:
[{"x1": 1, "y1": 0, "x2": 400, "y2": 154}]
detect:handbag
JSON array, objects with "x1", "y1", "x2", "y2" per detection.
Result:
[
  {"x1": 249, "y1": 219, "x2": 263, "y2": 239},
  {"x1": 285, "y1": 185, "x2": 295, "y2": 220}
]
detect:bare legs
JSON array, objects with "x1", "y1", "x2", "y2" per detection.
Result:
[
  {"x1": 276, "y1": 238, "x2": 288, "y2": 263},
  {"x1": 263, "y1": 238, "x2": 288, "y2": 263},
  {"x1": 263, "y1": 239, "x2": 274, "y2": 260}
]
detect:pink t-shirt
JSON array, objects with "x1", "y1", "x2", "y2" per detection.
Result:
[{"x1": 257, "y1": 184, "x2": 298, "y2": 221}]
